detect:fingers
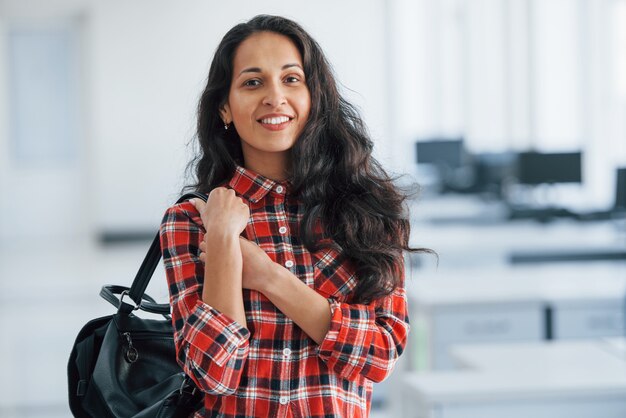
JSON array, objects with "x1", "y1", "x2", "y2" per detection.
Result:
[
  {"x1": 208, "y1": 186, "x2": 236, "y2": 200},
  {"x1": 189, "y1": 198, "x2": 206, "y2": 211},
  {"x1": 198, "y1": 237, "x2": 206, "y2": 263},
  {"x1": 192, "y1": 187, "x2": 250, "y2": 236},
  {"x1": 206, "y1": 187, "x2": 247, "y2": 211}
]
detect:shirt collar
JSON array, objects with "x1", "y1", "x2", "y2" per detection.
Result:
[{"x1": 228, "y1": 165, "x2": 291, "y2": 203}]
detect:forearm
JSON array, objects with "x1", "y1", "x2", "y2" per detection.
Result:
[
  {"x1": 318, "y1": 291, "x2": 410, "y2": 382},
  {"x1": 202, "y1": 234, "x2": 247, "y2": 328},
  {"x1": 262, "y1": 266, "x2": 331, "y2": 345},
  {"x1": 161, "y1": 203, "x2": 250, "y2": 395}
]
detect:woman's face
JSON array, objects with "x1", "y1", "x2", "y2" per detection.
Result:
[{"x1": 221, "y1": 31, "x2": 311, "y2": 165}]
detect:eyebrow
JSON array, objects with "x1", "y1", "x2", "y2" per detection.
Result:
[{"x1": 238, "y1": 63, "x2": 303, "y2": 76}]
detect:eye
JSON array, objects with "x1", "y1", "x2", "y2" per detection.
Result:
[
  {"x1": 243, "y1": 79, "x2": 261, "y2": 87},
  {"x1": 284, "y1": 75, "x2": 302, "y2": 84}
]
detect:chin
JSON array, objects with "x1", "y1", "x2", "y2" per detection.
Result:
[
  {"x1": 240, "y1": 133, "x2": 298, "y2": 155},
  {"x1": 261, "y1": 139, "x2": 297, "y2": 152}
]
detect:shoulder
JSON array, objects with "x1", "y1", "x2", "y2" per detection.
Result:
[{"x1": 160, "y1": 199, "x2": 204, "y2": 232}]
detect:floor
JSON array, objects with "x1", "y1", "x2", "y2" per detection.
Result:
[{"x1": 0, "y1": 239, "x2": 392, "y2": 417}]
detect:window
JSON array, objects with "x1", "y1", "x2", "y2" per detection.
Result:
[{"x1": 8, "y1": 26, "x2": 79, "y2": 165}]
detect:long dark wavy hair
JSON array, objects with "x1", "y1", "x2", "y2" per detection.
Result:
[{"x1": 186, "y1": 14, "x2": 430, "y2": 304}]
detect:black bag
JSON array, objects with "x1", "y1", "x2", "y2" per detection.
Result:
[{"x1": 68, "y1": 192, "x2": 207, "y2": 418}]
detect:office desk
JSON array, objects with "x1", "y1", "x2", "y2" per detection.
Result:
[
  {"x1": 406, "y1": 264, "x2": 626, "y2": 370},
  {"x1": 408, "y1": 196, "x2": 626, "y2": 269},
  {"x1": 403, "y1": 340, "x2": 626, "y2": 418}
]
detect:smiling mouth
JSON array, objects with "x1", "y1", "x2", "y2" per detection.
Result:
[{"x1": 257, "y1": 116, "x2": 293, "y2": 131}]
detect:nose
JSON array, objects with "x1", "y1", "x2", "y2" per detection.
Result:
[{"x1": 262, "y1": 81, "x2": 287, "y2": 107}]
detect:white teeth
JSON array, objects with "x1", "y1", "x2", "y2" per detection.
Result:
[{"x1": 260, "y1": 116, "x2": 290, "y2": 125}]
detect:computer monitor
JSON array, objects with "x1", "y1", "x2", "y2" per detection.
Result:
[
  {"x1": 516, "y1": 151, "x2": 582, "y2": 185},
  {"x1": 471, "y1": 152, "x2": 517, "y2": 196},
  {"x1": 415, "y1": 138, "x2": 465, "y2": 168},
  {"x1": 615, "y1": 167, "x2": 626, "y2": 210}
]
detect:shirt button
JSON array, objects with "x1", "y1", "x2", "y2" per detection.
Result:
[
  {"x1": 276, "y1": 185, "x2": 284, "y2": 194},
  {"x1": 279, "y1": 396, "x2": 289, "y2": 405},
  {"x1": 279, "y1": 226, "x2": 287, "y2": 234},
  {"x1": 282, "y1": 348, "x2": 292, "y2": 358},
  {"x1": 285, "y1": 260, "x2": 294, "y2": 268}
]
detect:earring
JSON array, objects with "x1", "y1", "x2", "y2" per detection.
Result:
[{"x1": 224, "y1": 122, "x2": 230, "y2": 131}]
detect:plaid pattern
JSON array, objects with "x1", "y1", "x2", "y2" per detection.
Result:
[{"x1": 160, "y1": 165, "x2": 409, "y2": 417}]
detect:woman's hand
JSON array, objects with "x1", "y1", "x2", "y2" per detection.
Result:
[
  {"x1": 239, "y1": 238, "x2": 279, "y2": 292},
  {"x1": 190, "y1": 187, "x2": 250, "y2": 238},
  {"x1": 199, "y1": 237, "x2": 279, "y2": 293}
]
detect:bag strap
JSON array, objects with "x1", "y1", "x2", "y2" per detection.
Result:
[
  {"x1": 100, "y1": 285, "x2": 171, "y2": 316},
  {"x1": 125, "y1": 192, "x2": 208, "y2": 308}
]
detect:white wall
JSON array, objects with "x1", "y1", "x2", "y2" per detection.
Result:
[
  {"x1": 89, "y1": 0, "x2": 389, "y2": 232},
  {"x1": 0, "y1": 2, "x2": 91, "y2": 244},
  {"x1": 0, "y1": 0, "x2": 389, "y2": 239}
]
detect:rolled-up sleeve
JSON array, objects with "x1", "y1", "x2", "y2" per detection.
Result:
[
  {"x1": 160, "y1": 203, "x2": 250, "y2": 395},
  {"x1": 317, "y1": 286, "x2": 409, "y2": 383}
]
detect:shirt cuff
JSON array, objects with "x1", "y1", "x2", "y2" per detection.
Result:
[
  {"x1": 318, "y1": 298, "x2": 374, "y2": 377},
  {"x1": 183, "y1": 300, "x2": 250, "y2": 367}
]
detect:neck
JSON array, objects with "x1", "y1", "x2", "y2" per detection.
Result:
[{"x1": 242, "y1": 150, "x2": 292, "y2": 182}]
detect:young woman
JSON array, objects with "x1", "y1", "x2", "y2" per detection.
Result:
[{"x1": 160, "y1": 14, "x2": 424, "y2": 418}]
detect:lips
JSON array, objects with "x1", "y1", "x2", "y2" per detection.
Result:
[
  {"x1": 257, "y1": 114, "x2": 294, "y2": 131},
  {"x1": 259, "y1": 116, "x2": 290, "y2": 125}
]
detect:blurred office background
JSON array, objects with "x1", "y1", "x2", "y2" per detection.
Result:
[{"x1": 0, "y1": 0, "x2": 625, "y2": 417}]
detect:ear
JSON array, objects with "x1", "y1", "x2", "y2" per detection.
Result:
[{"x1": 219, "y1": 103, "x2": 232, "y2": 124}]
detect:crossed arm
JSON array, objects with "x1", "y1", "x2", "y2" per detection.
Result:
[{"x1": 160, "y1": 194, "x2": 409, "y2": 394}]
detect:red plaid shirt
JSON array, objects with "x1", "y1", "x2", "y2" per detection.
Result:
[{"x1": 160, "y1": 165, "x2": 409, "y2": 417}]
